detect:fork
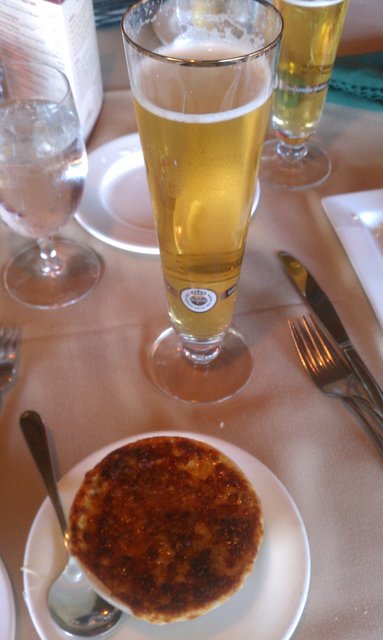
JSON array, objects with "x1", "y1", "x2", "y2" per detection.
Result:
[
  {"x1": 289, "y1": 315, "x2": 383, "y2": 457},
  {"x1": 0, "y1": 327, "x2": 21, "y2": 405}
]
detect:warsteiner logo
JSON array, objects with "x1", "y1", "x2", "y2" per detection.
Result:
[{"x1": 181, "y1": 288, "x2": 217, "y2": 313}]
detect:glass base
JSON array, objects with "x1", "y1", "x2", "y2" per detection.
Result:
[
  {"x1": 3, "y1": 238, "x2": 101, "y2": 309},
  {"x1": 260, "y1": 139, "x2": 331, "y2": 190},
  {"x1": 148, "y1": 327, "x2": 253, "y2": 403}
]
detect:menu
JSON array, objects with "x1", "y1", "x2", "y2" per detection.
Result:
[{"x1": 0, "y1": 0, "x2": 103, "y2": 139}]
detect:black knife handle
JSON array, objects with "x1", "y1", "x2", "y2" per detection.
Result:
[{"x1": 344, "y1": 348, "x2": 383, "y2": 417}]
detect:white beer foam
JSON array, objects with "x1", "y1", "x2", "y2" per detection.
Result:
[
  {"x1": 281, "y1": 0, "x2": 344, "y2": 6},
  {"x1": 136, "y1": 40, "x2": 272, "y2": 124}
]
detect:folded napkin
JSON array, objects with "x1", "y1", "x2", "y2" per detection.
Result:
[{"x1": 327, "y1": 52, "x2": 383, "y2": 112}]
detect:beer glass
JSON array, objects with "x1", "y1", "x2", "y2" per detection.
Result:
[
  {"x1": 260, "y1": 0, "x2": 349, "y2": 190},
  {"x1": 0, "y1": 59, "x2": 101, "y2": 308},
  {"x1": 122, "y1": 0, "x2": 283, "y2": 402}
]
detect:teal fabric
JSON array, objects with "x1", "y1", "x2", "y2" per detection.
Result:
[
  {"x1": 327, "y1": 52, "x2": 383, "y2": 112},
  {"x1": 94, "y1": 0, "x2": 134, "y2": 27}
]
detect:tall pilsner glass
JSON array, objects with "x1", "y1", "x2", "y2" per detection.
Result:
[
  {"x1": 122, "y1": 0, "x2": 282, "y2": 402},
  {"x1": 260, "y1": 0, "x2": 349, "y2": 190}
]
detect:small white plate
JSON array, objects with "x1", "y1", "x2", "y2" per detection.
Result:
[
  {"x1": 23, "y1": 431, "x2": 310, "y2": 640},
  {"x1": 322, "y1": 188, "x2": 383, "y2": 328},
  {"x1": 76, "y1": 134, "x2": 261, "y2": 255},
  {"x1": 76, "y1": 133, "x2": 158, "y2": 255},
  {"x1": 0, "y1": 557, "x2": 16, "y2": 640}
]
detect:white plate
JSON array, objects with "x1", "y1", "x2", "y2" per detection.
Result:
[
  {"x1": 76, "y1": 134, "x2": 261, "y2": 255},
  {"x1": 76, "y1": 133, "x2": 158, "y2": 255},
  {"x1": 0, "y1": 557, "x2": 16, "y2": 640},
  {"x1": 23, "y1": 431, "x2": 310, "y2": 640},
  {"x1": 322, "y1": 188, "x2": 383, "y2": 328}
]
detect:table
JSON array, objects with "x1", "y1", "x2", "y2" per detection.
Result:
[{"x1": 1, "y1": 3, "x2": 382, "y2": 639}]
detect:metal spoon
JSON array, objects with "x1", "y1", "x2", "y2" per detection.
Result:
[{"x1": 20, "y1": 410, "x2": 123, "y2": 637}]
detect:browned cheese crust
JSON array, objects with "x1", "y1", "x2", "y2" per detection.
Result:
[{"x1": 68, "y1": 436, "x2": 263, "y2": 623}]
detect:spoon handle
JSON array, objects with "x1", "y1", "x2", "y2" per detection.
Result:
[{"x1": 20, "y1": 410, "x2": 67, "y2": 536}]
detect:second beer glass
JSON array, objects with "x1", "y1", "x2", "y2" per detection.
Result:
[
  {"x1": 122, "y1": 0, "x2": 282, "y2": 402},
  {"x1": 261, "y1": 0, "x2": 349, "y2": 190}
]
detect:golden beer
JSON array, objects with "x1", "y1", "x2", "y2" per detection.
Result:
[
  {"x1": 122, "y1": 0, "x2": 282, "y2": 400},
  {"x1": 133, "y1": 44, "x2": 271, "y2": 340},
  {"x1": 273, "y1": 0, "x2": 349, "y2": 145}
]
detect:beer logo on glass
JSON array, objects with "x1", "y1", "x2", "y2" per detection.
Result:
[{"x1": 181, "y1": 288, "x2": 217, "y2": 313}]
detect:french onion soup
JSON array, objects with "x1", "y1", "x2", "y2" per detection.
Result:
[{"x1": 68, "y1": 436, "x2": 263, "y2": 623}]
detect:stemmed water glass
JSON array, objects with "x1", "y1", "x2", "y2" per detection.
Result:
[
  {"x1": 0, "y1": 59, "x2": 101, "y2": 308},
  {"x1": 260, "y1": 0, "x2": 350, "y2": 190},
  {"x1": 122, "y1": 0, "x2": 283, "y2": 402}
]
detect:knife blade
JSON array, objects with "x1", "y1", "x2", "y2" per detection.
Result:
[{"x1": 279, "y1": 250, "x2": 383, "y2": 413}]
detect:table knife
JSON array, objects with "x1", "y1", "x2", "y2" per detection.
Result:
[{"x1": 279, "y1": 250, "x2": 383, "y2": 414}]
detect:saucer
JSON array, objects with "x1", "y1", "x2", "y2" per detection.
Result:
[
  {"x1": 23, "y1": 431, "x2": 310, "y2": 640},
  {"x1": 76, "y1": 133, "x2": 158, "y2": 255},
  {"x1": 76, "y1": 134, "x2": 261, "y2": 256},
  {"x1": 0, "y1": 557, "x2": 15, "y2": 640}
]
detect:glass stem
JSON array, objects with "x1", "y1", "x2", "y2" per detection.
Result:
[
  {"x1": 277, "y1": 140, "x2": 309, "y2": 163},
  {"x1": 36, "y1": 238, "x2": 63, "y2": 277},
  {"x1": 180, "y1": 335, "x2": 223, "y2": 365}
]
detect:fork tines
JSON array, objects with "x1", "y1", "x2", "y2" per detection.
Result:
[
  {"x1": 0, "y1": 326, "x2": 21, "y2": 361},
  {"x1": 288, "y1": 315, "x2": 350, "y2": 379}
]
